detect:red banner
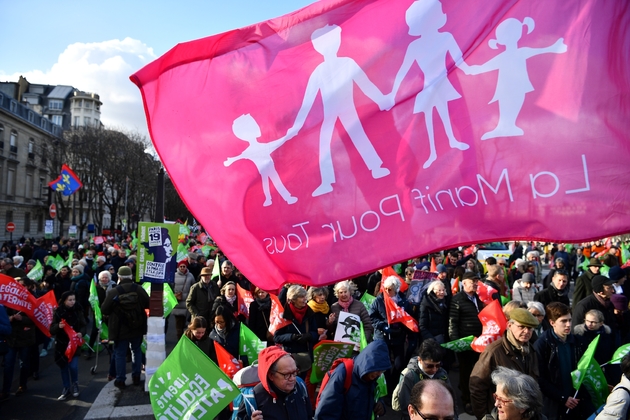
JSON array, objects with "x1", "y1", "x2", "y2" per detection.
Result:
[
  {"x1": 381, "y1": 266, "x2": 408, "y2": 292},
  {"x1": 214, "y1": 341, "x2": 242, "y2": 379},
  {"x1": 476, "y1": 281, "x2": 498, "y2": 305},
  {"x1": 383, "y1": 291, "x2": 419, "y2": 332},
  {"x1": 132, "y1": 0, "x2": 630, "y2": 290},
  {"x1": 236, "y1": 284, "x2": 254, "y2": 318},
  {"x1": 0, "y1": 275, "x2": 57, "y2": 337},
  {"x1": 471, "y1": 299, "x2": 506, "y2": 352},
  {"x1": 63, "y1": 320, "x2": 85, "y2": 360},
  {"x1": 268, "y1": 293, "x2": 291, "y2": 334}
]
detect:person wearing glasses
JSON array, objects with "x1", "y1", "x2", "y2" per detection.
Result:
[
  {"x1": 470, "y1": 308, "x2": 539, "y2": 418},
  {"x1": 482, "y1": 366, "x2": 545, "y2": 420},
  {"x1": 406, "y1": 379, "x2": 457, "y2": 420},
  {"x1": 238, "y1": 346, "x2": 312, "y2": 420},
  {"x1": 392, "y1": 339, "x2": 451, "y2": 419},
  {"x1": 573, "y1": 309, "x2": 616, "y2": 383},
  {"x1": 172, "y1": 260, "x2": 194, "y2": 340}
]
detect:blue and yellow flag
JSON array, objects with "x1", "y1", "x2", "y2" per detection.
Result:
[{"x1": 48, "y1": 164, "x2": 82, "y2": 196}]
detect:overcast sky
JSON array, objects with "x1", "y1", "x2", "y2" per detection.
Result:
[{"x1": 0, "y1": 0, "x2": 314, "y2": 139}]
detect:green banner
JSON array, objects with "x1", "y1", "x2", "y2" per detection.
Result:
[
  {"x1": 65, "y1": 251, "x2": 74, "y2": 268},
  {"x1": 142, "y1": 282, "x2": 178, "y2": 318},
  {"x1": 27, "y1": 260, "x2": 44, "y2": 281},
  {"x1": 176, "y1": 243, "x2": 188, "y2": 264},
  {"x1": 310, "y1": 340, "x2": 355, "y2": 383},
  {"x1": 360, "y1": 292, "x2": 376, "y2": 310},
  {"x1": 441, "y1": 336, "x2": 475, "y2": 352},
  {"x1": 89, "y1": 280, "x2": 108, "y2": 340},
  {"x1": 610, "y1": 343, "x2": 630, "y2": 364},
  {"x1": 137, "y1": 222, "x2": 179, "y2": 283},
  {"x1": 149, "y1": 336, "x2": 239, "y2": 419},
  {"x1": 49, "y1": 254, "x2": 65, "y2": 271},
  {"x1": 239, "y1": 323, "x2": 266, "y2": 364},
  {"x1": 571, "y1": 335, "x2": 609, "y2": 407}
]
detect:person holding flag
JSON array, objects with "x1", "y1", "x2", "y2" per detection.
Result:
[
  {"x1": 596, "y1": 353, "x2": 630, "y2": 419},
  {"x1": 369, "y1": 275, "x2": 411, "y2": 393},
  {"x1": 182, "y1": 316, "x2": 217, "y2": 363},
  {"x1": 50, "y1": 291, "x2": 87, "y2": 401},
  {"x1": 533, "y1": 302, "x2": 593, "y2": 419},
  {"x1": 329, "y1": 280, "x2": 373, "y2": 343},
  {"x1": 248, "y1": 287, "x2": 273, "y2": 346}
]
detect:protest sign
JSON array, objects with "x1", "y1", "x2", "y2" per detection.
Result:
[
  {"x1": 333, "y1": 312, "x2": 361, "y2": 350},
  {"x1": 137, "y1": 222, "x2": 179, "y2": 283},
  {"x1": 310, "y1": 340, "x2": 355, "y2": 383}
]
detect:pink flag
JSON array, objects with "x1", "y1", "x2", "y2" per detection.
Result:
[
  {"x1": 236, "y1": 284, "x2": 254, "y2": 318},
  {"x1": 268, "y1": 293, "x2": 291, "y2": 334},
  {"x1": 471, "y1": 299, "x2": 506, "y2": 352},
  {"x1": 383, "y1": 292, "x2": 419, "y2": 332},
  {"x1": 132, "y1": 0, "x2": 630, "y2": 290}
]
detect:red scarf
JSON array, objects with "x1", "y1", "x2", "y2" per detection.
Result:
[{"x1": 290, "y1": 302, "x2": 308, "y2": 325}]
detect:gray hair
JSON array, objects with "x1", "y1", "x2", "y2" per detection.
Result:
[
  {"x1": 426, "y1": 280, "x2": 445, "y2": 295},
  {"x1": 491, "y1": 366, "x2": 543, "y2": 418},
  {"x1": 333, "y1": 280, "x2": 357, "y2": 297},
  {"x1": 527, "y1": 301, "x2": 545, "y2": 317},
  {"x1": 585, "y1": 309, "x2": 604, "y2": 323},
  {"x1": 97, "y1": 256, "x2": 106, "y2": 263},
  {"x1": 13, "y1": 255, "x2": 23, "y2": 265},
  {"x1": 307, "y1": 286, "x2": 329, "y2": 301},
  {"x1": 287, "y1": 285, "x2": 307, "y2": 302},
  {"x1": 98, "y1": 271, "x2": 112, "y2": 281},
  {"x1": 526, "y1": 250, "x2": 539, "y2": 258},
  {"x1": 383, "y1": 276, "x2": 401, "y2": 292}
]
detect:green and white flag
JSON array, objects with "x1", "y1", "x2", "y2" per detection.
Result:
[
  {"x1": 142, "y1": 282, "x2": 178, "y2": 318},
  {"x1": 89, "y1": 280, "x2": 108, "y2": 340},
  {"x1": 609, "y1": 343, "x2": 630, "y2": 364},
  {"x1": 310, "y1": 340, "x2": 355, "y2": 383},
  {"x1": 149, "y1": 336, "x2": 239, "y2": 419},
  {"x1": 571, "y1": 335, "x2": 609, "y2": 407},
  {"x1": 201, "y1": 245, "x2": 213, "y2": 258},
  {"x1": 211, "y1": 255, "x2": 220, "y2": 278},
  {"x1": 600, "y1": 264, "x2": 610, "y2": 277},
  {"x1": 27, "y1": 260, "x2": 44, "y2": 281},
  {"x1": 371, "y1": 374, "x2": 388, "y2": 420},
  {"x1": 239, "y1": 323, "x2": 266, "y2": 364},
  {"x1": 49, "y1": 254, "x2": 65, "y2": 271},
  {"x1": 360, "y1": 322, "x2": 369, "y2": 351},
  {"x1": 441, "y1": 336, "x2": 475, "y2": 352},
  {"x1": 176, "y1": 243, "x2": 188, "y2": 263},
  {"x1": 65, "y1": 251, "x2": 74, "y2": 268},
  {"x1": 360, "y1": 292, "x2": 376, "y2": 310}
]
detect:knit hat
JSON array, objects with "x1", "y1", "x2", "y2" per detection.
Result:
[
  {"x1": 436, "y1": 264, "x2": 447, "y2": 274},
  {"x1": 611, "y1": 294, "x2": 628, "y2": 311},
  {"x1": 257, "y1": 346, "x2": 290, "y2": 397},
  {"x1": 592, "y1": 275, "x2": 614, "y2": 293},
  {"x1": 608, "y1": 266, "x2": 625, "y2": 282},
  {"x1": 72, "y1": 265, "x2": 84, "y2": 274},
  {"x1": 509, "y1": 308, "x2": 539, "y2": 328},
  {"x1": 178, "y1": 260, "x2": 189, "y2": 267},
  {"x1": 520, "y1": 273, "x2": 535, "y2": 284},
  {"x1": 118, "y1": 266, "x2": 132, "y2": 277}
]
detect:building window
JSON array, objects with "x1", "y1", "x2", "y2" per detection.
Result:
[
  {"x1": 9, "y1": 130, "x2": 17, "y2": 154},
  {"x1": 49, "y1": 99, "x2": 63, "y2": 110},
  {"x1": 85, "y1": 101, "x2": 92, "y2": 109},
  {"x1": 84, "y1": 117, "x2": 91, "y2": 126},
  {"x1": 41, "y1": 145, "x2": 48, "y2": 164},
  {"x1": 10, "y1": 101, "x2": 17, "y2": 112},
  {"x1": 5, "y1": 211, "x2": 13, "y2": 225},
  {"x1": 7, "y1": 169, "x2": 15, "y2": 197},
  {"x1": 37, "y1": 214, "x2": 44, "y2": 232},
  {"x1": 39, "y1": 177, "x2": 45, "y2": 199},
  {"x1": 24, "y1": 213, "x2": 31, "y2": 233},
  {"x1": 75, "y1": 99, "x2": 82, "y2": 108},
  {"x1": 28, "y1": 111, "x2": 34, "y2": 122},
  {"x1": 25, "y1": 174, "x2": 32, "y2": 198},
  {"x1": 74, "y1": 116, "x2": 80, "y2": 127},
  {"x1": 52, "y1": 115, "x2": 62, "y2": 126}
]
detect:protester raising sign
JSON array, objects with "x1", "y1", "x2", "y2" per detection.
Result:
[{"x1": 149, "y1": 336, "x2": 239, "y2": 419}]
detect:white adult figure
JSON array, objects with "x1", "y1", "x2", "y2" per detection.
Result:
[
  {"x1": 467, "y1": 17, "x2": 567, "y2": 140},
  {"x1": 285, "y1": 24, "x2": 391, "y2": 197},
  {"x1": 388, "y1": 0, "x2": 473, "y2": 169},
  {"x1": 225, "y1": 114, "x2": 297, "y2": 207}
]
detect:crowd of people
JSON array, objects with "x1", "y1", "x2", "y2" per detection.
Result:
[{"x1": 1, "y1": 235, "x2": 630, "y2": 420}]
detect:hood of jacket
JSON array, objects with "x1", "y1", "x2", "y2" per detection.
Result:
[
  {"x1": 353, "y1": 340, "x2": 391, "y2": 379},
  {"x1": 257, "y1": 346, "x2": 291, "y2": 398}
]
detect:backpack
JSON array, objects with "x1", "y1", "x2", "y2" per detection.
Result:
[
  {"x1": 115, "y1": 284, "x2": 144, "y2": 330},
  {"x1": 392, "y1": 367, "x2": 420, "y2": 411},
  {"x1": 315, "y1": 358, "x2": 354, "y2": 408}
]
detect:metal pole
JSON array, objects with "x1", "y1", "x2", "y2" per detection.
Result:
[{"x1": 124, "y1": 176, "x2": 128, "y2": 233}]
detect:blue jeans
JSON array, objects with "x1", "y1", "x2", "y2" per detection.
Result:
[
  {"x1": 60, "y1": 355, "x2": 79, "y2": 388},
  {"x1": 114, "y1": 336, "x2": 142, "y2": 382},
  {"x1": 2, "y1": 346, "x2": 30, "y2": 393}
]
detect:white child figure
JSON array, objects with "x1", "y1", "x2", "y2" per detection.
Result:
[
  {"x1": 388, "y1": 0, "x2": 474, "y2": 169},
  {"x1": 224, "y1": 114, "x2": 297, "y2": 207},
  {"x1": 467, "y1": 17, "x2": 567, "y2": 140}
]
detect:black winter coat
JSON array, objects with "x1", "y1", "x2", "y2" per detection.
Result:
[
  {"x1": 100, "y1": 279, "x2": 150, "y2": 341},
  {"x1": 248, "y1": 297, "x2": 272, "y2": 344},
  {"x1": 419, "y1": 292, "x2": 448, "y2": 342},
  {"x1": 274, "y1": 305, "x2": 319, "y2": 355},
  {"x1": 50, "y1": 303, "x2": 87, "y2": 366},
  {"x1": 448, "y1": 291, "x2": 484, "y2": 340}
]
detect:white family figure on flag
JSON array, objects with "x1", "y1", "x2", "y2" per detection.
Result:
[
  {"x1": 225, "y1": 114, "x2": 298, "y2": 207},
  {"x1": 467, "y1": 17, "x2": 567, "y2": 140},
  {"x1": 388, "y1": 0, "x2": 473, "y2": 169},
  {"x1": 284, "y1": 24, "x2": 391, "y2": 197}
]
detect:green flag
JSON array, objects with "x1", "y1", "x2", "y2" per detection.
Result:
[
  {"x1": 149, "y1": 336, "x2": 239, "y2": 419},
  {"x1": 600, "y1": 264, "x2": 610, "y2": 277},
  {"x1": 441, "y1": 336, "x2": 475, "y2": 352},
  {"x1": 579, "y1": 257, "x2": 590, "y2": 272},
  {"x1": 27, "y1": 260, "x2": 44, "y2": 281},
  {"x1": 239, "y1": 323, "x2": 266, "y2": 364},
  {"x1": 49, "y1": 255, "x2": 65, "y2": 271},
  {"x1": 201, "y1": 245, "x2": 213, "y2": 258},
  {"x1": 621, "y1": 243, "x2": 630, "y2": 265},
  {"x1": 360, "y1": 322, "x2": 369, "y2": 351},
  {"x1": 370, "y1": 374, "x2": 388, "y2": 420},
  {"x1": 142, "y1": 283, "x2": 178, "y2": 318},
  {"x1": 211, "y1": 255, "x2": 220, "y2": 278},
  {"x1": 131, "y1": 230, "x2": 138, "y2": 251},
  {"x1": 179, "y1": 222, "x2": 190, "y2": 237},
  {"x1": 360, "y1": 292, "x2": 376, "y2": 310},
  {"x1": 65, "y1": 251, "x2": 75, "y2": 268},
  {"x1": 89, "y1": 280, "x2": 108, "y2": 340},
  {"x1": 310, "y1": 340, "x2": 355, "y2": 383},
  {"x1": 500, "y1": 295, "x2": 511, "y2": 306},
  {"x1": 571, "y1": 335, "x2": 609, "y2": 407},
  {"x1": 176, "y1": 243, "x2": 188, "y2": 263},
  {"x1": 609, "y1": 343, "x2": 630, "y2": 364}
]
